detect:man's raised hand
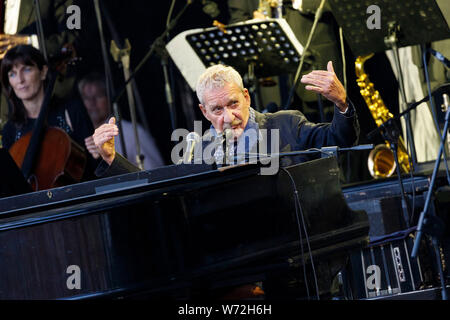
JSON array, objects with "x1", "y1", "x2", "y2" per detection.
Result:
[
  {"x1": 93, "y1": 117, "x2": 119, "y2": 165},
  {"x1": 301, "y1": 61, "x2": 348, "y2": 112}
]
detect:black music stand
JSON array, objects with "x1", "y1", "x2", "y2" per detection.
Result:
[{"x1": 166, "y1": 18, "x2": 306, "y2": 110}]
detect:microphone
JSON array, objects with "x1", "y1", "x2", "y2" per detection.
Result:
[
  {"x1": 443, "y1": 93, "x2": 450, "y2": 121},
  {"x1": 222, "y1": 128, "x2": 233, "y2": 163},
  {"x1": 443, "y1": 93, "x2": 449, "y2": 111},
  {"x1": 224, "y1": 128, "x2": 233, "y2": 142},
  {"x1": 429, "y1": 48, "x2": 450, "y2": 68},
  {"x1": 183, "y1": 132, "x2": 201, "y2": 164}
]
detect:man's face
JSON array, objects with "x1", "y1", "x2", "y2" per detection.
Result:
[
  {"x1": 80, "y1": 82, "x2": 109, "y2": 128},
  {"x1": 199, "y1": 82, "x2": 251, "y2": 140}
]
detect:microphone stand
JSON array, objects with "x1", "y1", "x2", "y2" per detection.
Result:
[
  {"x1": 367, "y1": 117, "x2": 416, "y2": 231},
  {"x1": 398, "y1": 83, "x2": 450, "y2": 185},
  {"x1": 422, "y1": 46, "x2": 450, "y2": 186},
  {"x1": 33, "y1": 0, "x2": 48, "y2": 62},
  {"x1": 379, "y1": 119, "x2": 412, "y2": 228},
  {"x1": 101, "y1": 1, "x2": 146, "y2": 169},
  {"x1": 155, "y1": 38, "x2": 177, "y2": 132},
  {"x1": 411, "y1": 102, "x2": 450, "y2": 300},
  {"x1": 161, "y1": 0, "x2": 178, "y2": 132},
  {"x1": 384, "y1": 22, "x2": 418, "y2": 170},
  {"x1": 93, "y1": 0, "x2": 127, "y2": 158},
  {"x1": 111, "y1": 0, "x2": 193, "y2": 116},
  {"x1": 284, "y1": 0, "x2": 326, "y2": 110},
  {"x1": 234, "y1": 144, "x2": 375, "y2": 163},
  {"x1": 366, "y1": 85, "x2": 450, "y2": 228}
]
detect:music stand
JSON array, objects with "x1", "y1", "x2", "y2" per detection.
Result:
[
  {"x1": 328, "y1": 0, "x2": 450, "y2": 299},
  {"x1": 166, "y1": 18, "x2": 305, "y2": 106}
]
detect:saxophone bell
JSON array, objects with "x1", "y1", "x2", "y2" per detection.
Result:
[{"x1": 368, "y1": 144, "x2": 396, "y2": 179}]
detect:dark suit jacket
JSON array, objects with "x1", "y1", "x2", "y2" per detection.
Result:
[
  {"x1": 258, "y1": 103, "x2": 358, "y2": 166},
  {"x1": 201, "y1": 103, "x2": 359, "y2": 166},
  {"x1": 96, "y1": 103, "x2": 359, "y2": 176}
]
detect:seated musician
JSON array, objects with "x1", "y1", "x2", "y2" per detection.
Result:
[
  {"x1": 93, "y1": 62, "x2": 359, "y2": 177},
  {"x1": 92, "y1": 62, "x2": 359, "y2": 298},
  {"x1": 0, "y1": 0, "x2": 81, "y2": 130},
  {"x1": 0, "y1": 44, "x2": 98, "y2": 180},
  {"x1": 78, "y1": 72, "x2": 164, "y2": 170}
]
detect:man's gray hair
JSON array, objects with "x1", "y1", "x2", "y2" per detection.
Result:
[
  {"x1": 196, "y1": 64, "x2": 244, "y2": 105},
  {"x1": 78, "y1": 72, "x2": 106, "y2": 97}
]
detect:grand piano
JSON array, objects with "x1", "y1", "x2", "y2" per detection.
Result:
[{"x1": 0, "y1": 155, "x2": 373, "y2": 299}]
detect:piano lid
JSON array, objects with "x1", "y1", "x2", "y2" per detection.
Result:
[{"x1": 0, "y1": 162, "x2": 263, "y2": 216}]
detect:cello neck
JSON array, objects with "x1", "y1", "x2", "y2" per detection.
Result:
[{"x1": 20, "y1": 69, "x2": 57, "y2": 180}]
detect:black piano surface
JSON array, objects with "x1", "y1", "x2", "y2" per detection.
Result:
[{"x1": 0, "y1": 157, "x2": 369, "y2": 299}]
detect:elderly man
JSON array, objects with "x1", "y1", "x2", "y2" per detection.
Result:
[{"x1": 93, "y1": 61, "x2": 358, "y2": 176}]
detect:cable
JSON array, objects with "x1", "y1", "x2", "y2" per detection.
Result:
[
  {"x1": 294, "y1": 185, "x2": 310, "y2": 299},
  {"x1": 166, "y1": 0, "x2": 177, "y2": 29},
  {"x1": 281, "y1": 166, "x2": 309, "y2": 299},
  {"x1": 281, "y1": 167, "x2": 320, "y2": 300}
]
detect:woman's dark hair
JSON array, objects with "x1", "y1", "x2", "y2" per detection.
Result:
[{"x1": 1, "y1": 45, "x2": 48, "y2": 124}]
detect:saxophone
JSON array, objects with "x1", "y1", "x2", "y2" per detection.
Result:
[
  {"x1": 355, "y1": 54, "x2": 411, "y2": 178},
  {"x1": 257, "y1": 0, "x2": 282, "y2": 18}
]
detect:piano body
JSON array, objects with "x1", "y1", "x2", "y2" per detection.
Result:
[{"x1": 0, "y1": 156, "x2": 370, "y2": 299}]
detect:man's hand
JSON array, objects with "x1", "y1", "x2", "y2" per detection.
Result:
[
  {"x1": 0, "y1": 34, "x2": 30, "y2": 59},
  {"x1": 300, "y1": 61, "x2": 348, "y2": 112},
  {"x1": 93, "y1": 117, "x2": 118, "y2": 165},
  {"x1": 84, "y1": 135, "x2": 100, "y2": 159}
]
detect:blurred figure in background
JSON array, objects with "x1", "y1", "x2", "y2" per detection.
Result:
[
  {"x1": 1, "y1": 45, "x2": 98, "y2": 180},
  {"x1": 78, "y1": 72, "x2": 164, "y2": 170}
]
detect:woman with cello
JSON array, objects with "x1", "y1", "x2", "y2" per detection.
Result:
[{"x1": 1, "y1": 44, "x2": 98, "y2": 190}]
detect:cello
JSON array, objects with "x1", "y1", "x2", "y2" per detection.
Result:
[{"x1": 8, "y1": 46, "x2": 86, "y2": 191}]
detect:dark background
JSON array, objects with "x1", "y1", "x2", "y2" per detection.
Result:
[
  {"x1": 74, "y1": 0, "x2": 400, "y2": 183},
  {"x1": 75, "y1": 1, "x2": 233, "y2": 165}
]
